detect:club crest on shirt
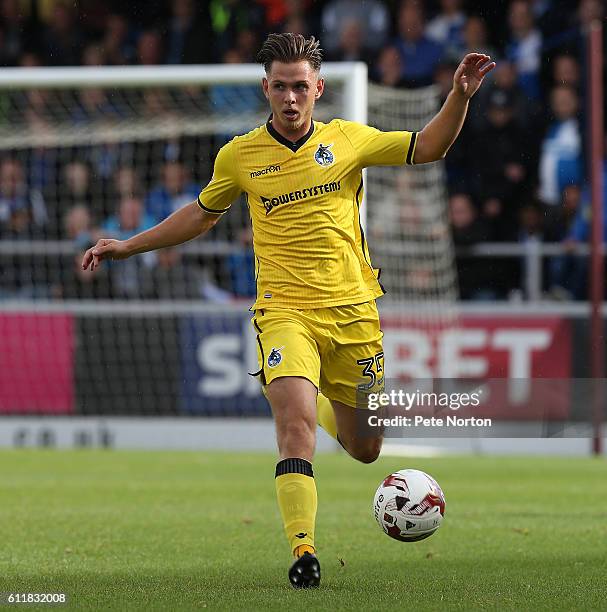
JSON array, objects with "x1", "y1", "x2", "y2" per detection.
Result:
[
  {"x1": 267, "y1": 346, "x2": 284, "y2": 368},
  {"x1": 314, "y1": 143, "x2": 335, "y2": 166}
]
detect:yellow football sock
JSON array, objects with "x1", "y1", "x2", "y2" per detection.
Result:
[
  {"x1": 275, "y1": 458, "x2": 317, "y2": 556},
  {"x1": 316, "y1": 393, "x2": 338, "y2": 441},
  {"x1": 294, "y1": 544, "x2": 315, "y2": 558}
]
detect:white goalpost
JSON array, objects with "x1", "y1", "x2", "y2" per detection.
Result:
[{"x1": 0, "y1": 63, "x2": 366, "y2": 148}]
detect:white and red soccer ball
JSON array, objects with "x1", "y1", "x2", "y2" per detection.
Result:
[{"x1": 373, "y1": 469, "x2": 446, "y2": 542}]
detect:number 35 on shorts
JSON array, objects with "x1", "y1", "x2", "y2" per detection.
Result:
[{"x1": 356, "y1": 351, "x2": 384, "y2": 392}]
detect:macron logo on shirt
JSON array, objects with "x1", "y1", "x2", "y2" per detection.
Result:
[{"x1": 250, "y1": 164, "x2": 281, "y2": 179}]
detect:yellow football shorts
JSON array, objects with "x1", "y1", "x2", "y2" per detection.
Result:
[{"x1": 251, "y1": 300, "x2": 384, "y2": 408}]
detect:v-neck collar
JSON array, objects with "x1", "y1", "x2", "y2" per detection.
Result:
[{"x1": 266, "y1": 114, "x2": 315, "y2": 152}]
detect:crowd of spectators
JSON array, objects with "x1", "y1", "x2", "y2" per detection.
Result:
[{"x1": 0, "y1": 0, "x2": 605, "y2": 301}]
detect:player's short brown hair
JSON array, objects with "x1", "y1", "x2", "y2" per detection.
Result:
[{"x1": 256, "y1": 33, "x2": 323, "y2": 73}]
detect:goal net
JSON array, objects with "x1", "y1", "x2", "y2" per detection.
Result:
[
  {"x1": 0, "y1": 64, "x2": 455, "y2": 418},
  {"x1": 366, "y1": 84, "x2": 458, "y2": 321}
]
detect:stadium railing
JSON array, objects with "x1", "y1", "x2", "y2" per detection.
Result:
[{"x1": 0, "y1": 240, "x2": 599, "y2": 303}]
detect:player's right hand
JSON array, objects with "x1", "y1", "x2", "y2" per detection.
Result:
[{"x1": 82, "y1": 238, "x2": 130, "y2": 271}]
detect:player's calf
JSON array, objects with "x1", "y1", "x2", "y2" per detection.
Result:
[
  {"x1": 339, "y1": 435, "x2": 382, "y2": 464},
  {"x1": 331, "y1": 400, "x2": 383, "y2": 463}
]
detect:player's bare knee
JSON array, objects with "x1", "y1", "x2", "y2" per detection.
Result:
[
  {"x1": 277, "y1": 419, "x2": 316, "y2": 458},
  {"x1": 281, "y1": 425, "x2": 315, "y2": 448}
]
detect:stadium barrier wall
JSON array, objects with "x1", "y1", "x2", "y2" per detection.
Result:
[{"x1": 0, "y1": 302, "x2": 602, "y2": 418}]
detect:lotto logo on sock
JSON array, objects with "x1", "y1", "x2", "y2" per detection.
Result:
[{"x1": 267, "y1": 346, "x2": 284, "y2": 368}]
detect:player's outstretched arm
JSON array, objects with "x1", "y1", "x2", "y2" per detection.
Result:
[
  {"x1": 413, "y1": 53, "x2": 495, "y2": 165},
  {"x1": 82, "y1": 201, "x2": 220, "y2": 271}
]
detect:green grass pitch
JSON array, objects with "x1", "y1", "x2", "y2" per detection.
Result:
[{"x1": 0, "y1": 450, "x2": 606, "y2": 611}]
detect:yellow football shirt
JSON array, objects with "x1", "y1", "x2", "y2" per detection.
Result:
[{"x1": 198, "y1": 118, "x2": 417, "y2": 310}]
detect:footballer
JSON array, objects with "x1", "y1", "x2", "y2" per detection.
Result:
[{"x1": 82, "y1": 33, "x2": 494, "y2": 588}]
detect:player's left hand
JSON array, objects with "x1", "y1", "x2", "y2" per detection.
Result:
[{"x1": 452, "y1": 53, "x2": 496, "y2": 99}]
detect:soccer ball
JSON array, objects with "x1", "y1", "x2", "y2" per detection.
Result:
[{"x1": 373, "y1": 469, "x2": 445, "y2": 542}]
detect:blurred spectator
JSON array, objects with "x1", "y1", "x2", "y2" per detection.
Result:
[
  {"x1": 102, "y1": 195, "x2": 155, "y2": 298},
  {"x1": 113, "y1": 166, "x2": 143, "y2": 201},
  {"x1": 370, "y1": 168, "x2": 446, "y2": 243},
  {"x1": 41, "y1": 2, "x2": 84, "y2": 66},
  {"x1": 57, "y1": 251, "x2": 114, "y2": 299},
  {"x1": 549, "y1": 140, "x2": 607, "y2": 300},
  {"x1": 137, "y1": 30, "x2": 163, "y2": 66},
  {"x1": 543, "y1": 183, "x2": 581, "y2": 242},
  {"x1": 63, "y1": 204, "x2": 97, "y2": 251},
  {"x1": 0, "y1": 158, "x2": 50, "y2": 296},
  {"x1": 0, "y1": 169, "x2": 46, "y2": 299},
  {"x1": 102, "y1": 14, "x2": 135, "y2": 65},
  {"x1": 468, "y1": 89, "x2": 531, "y2": 238},
  {"x1": 103, "y1": 195, "x2": 155, "y2": 239},
  {"x1": 280, "y1": 14, "x2": 308, "y2": 36},
  {"x1": 325, "y1": 18, "x2": 375, "y2": 64},
  {"x1": 72, "y1": 88, "x2": 118, "y2": 123},
  {"x1": 233, "y1": 29, "x2": 259, "y2": 63},
  {"x1": 165, "y1": 0, "x2": 213, "y2": 64},
  {"x1": 141, "y1": 88, "x2": 172, "y2": 118},
  {"x1": 19, "y1": 85, "x2": 50, "y2": 128},
  {"x1": 140, "y1": 247, "x2": 229, "y2": 301},
  {"x1": 518, "y1": 200, "x2": 544, "y2": 241},
  {"x1": 51, "y1": 161, "x2": 104, "y2": 230},
  {"x1": 0, "y1": 0, "x2": 37, "y2": 66},
  {"x1": 259, "y1": 0, "x2": 315, "y2": 30},
  {"x1": 370, "y1": 167, "x2": 447, "y2": 301},
  {"x1": 475, "y1": 60, "x2": 541, "y2": 133},
  {"x1": 276, "y1": 0, "x2": 315, "y2": 37},
  {"x1": 537, "y1": 0, "x2": 602, "y2": 91},
  {"x1": 577, "y1": 0, "x2": 604, "y2": 29},
  {"x1": 426, "y1": 0, "x2": 466, "y2": 61},
  {"x1": 462, "y1": 16, "x2": 497, "y2": 59},
  {"x1": 559, "y1": 184, "x2": 582, "y2": 232},
  {"x1": 551, "y1": 54, "x2": 580, "y2": 89},
  {"x1": 74, "y1": 0, "x2": 110, "y2": 37},
  {"x1": 226, "y1": 228, "x2": 256, "y2": 298},
  {"x1": 321, "y1": 0, "x2": 389, "y2": 54},
  {"x1": 539, "y1": 85, "x2": 582, "y2": 206},
  {"x1": 81, "y1": 43, "x2": 106, "y2": 67},
  {"x1": 393, "y1": 1, "x2": 444, "y2": 87},
  {"x1": 145, "y1": 161, "x2": 199, "y2": 222},
  {"x1": 18, "y1": 50, "x2": 41, "y2": 67},
  {"x1": 529, "y1": 0, "x2": 569, "y2": 41},
  {"x1": 14, "y1": 82, "x2": 61, "y2": 194},
  {"x1": 505, "y1": 0, "x2": 542, "y2": 100},
  {"x1": 371, "y1": 46, "x2": 405, "y2": 87},
  {"x1": 0, "y1": 158, "x2": 47, "y2": 238},
  {"x1": 210, "y1": 0, "x2": 265, "y2": 60},
  {"x1": 449, "y1": 192, "x2": 496, "y2": 300},
  {"x1": 0, "y1": 195, "x2": 40, "y2": 239},
  {"x1": 85, "y1": 138, "x2": 135, "y2": 183}
]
